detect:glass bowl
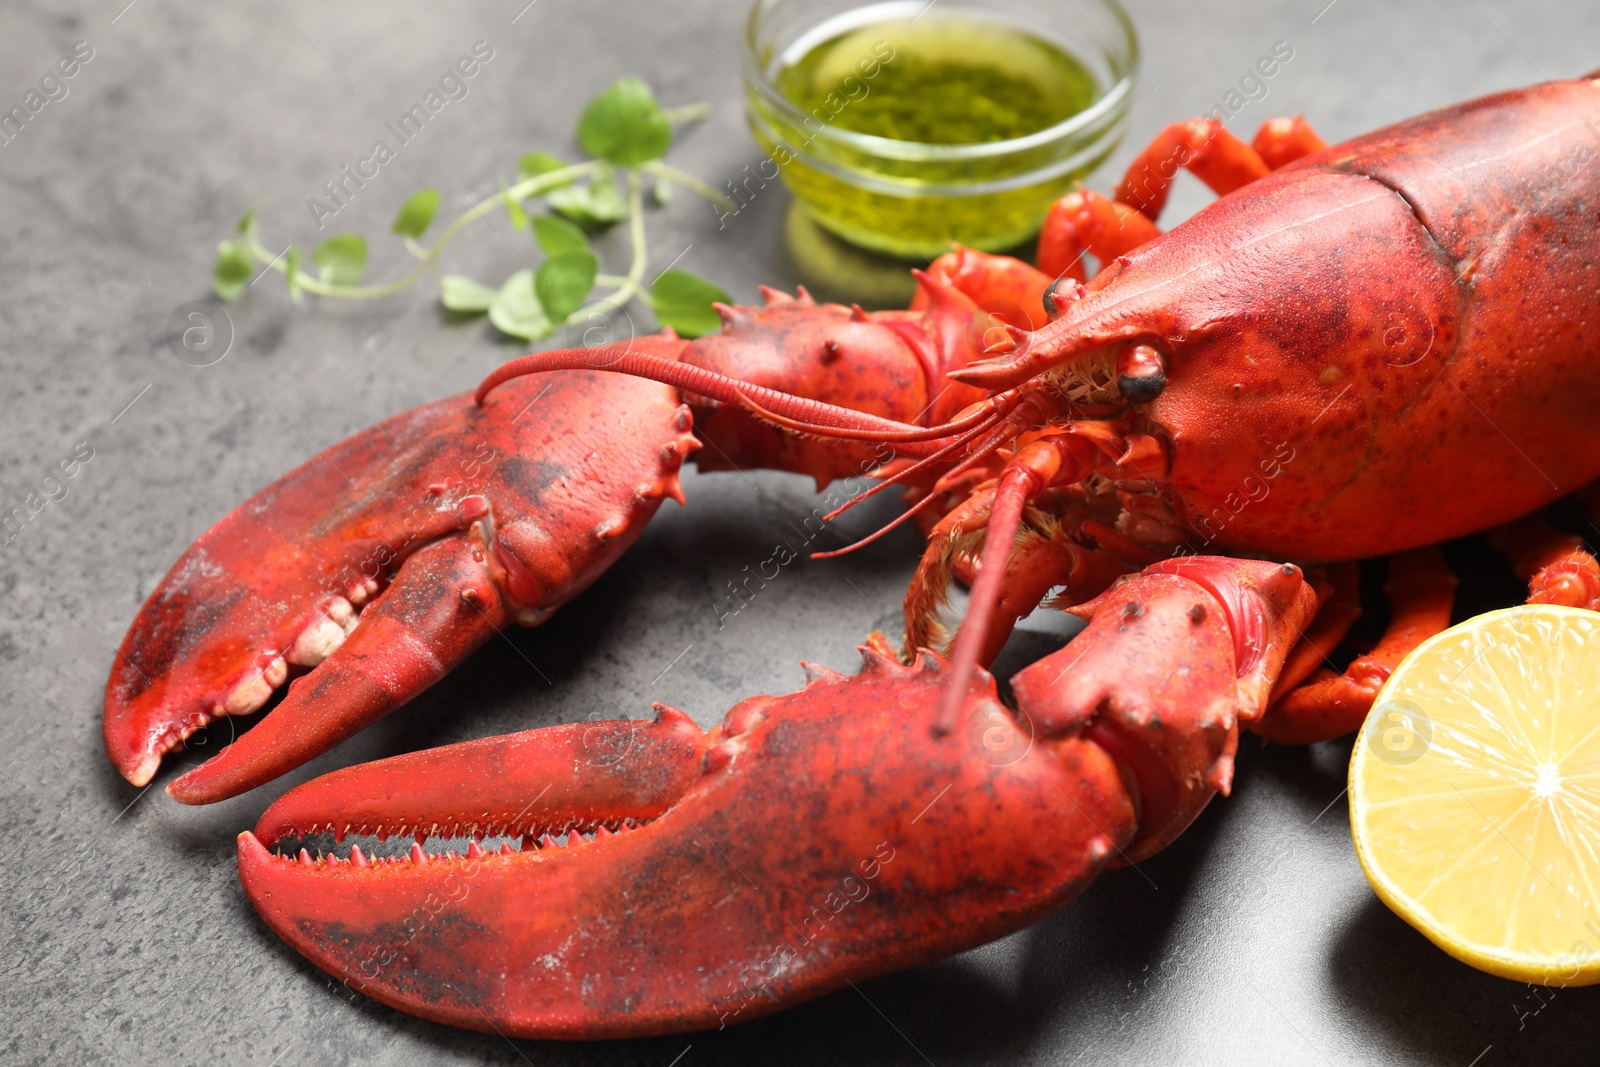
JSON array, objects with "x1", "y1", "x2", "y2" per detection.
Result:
[{"x1": 743, "y1": 0, "x2": 1138, "y2": 260}]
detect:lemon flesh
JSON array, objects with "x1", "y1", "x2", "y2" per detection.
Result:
[{"x1": 1350, "y1": 604, "x2": 1600, "y2": 985}]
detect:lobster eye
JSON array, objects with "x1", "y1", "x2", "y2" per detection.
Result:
[
  {"x1": 1116, "y1": 343, "x2": 1168, "y2": 402},
  {"x1": 1042, "y1": 276, "x2": 1086, "y2": 320}
]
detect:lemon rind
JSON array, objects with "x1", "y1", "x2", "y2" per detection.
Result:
[{"x1": 1349, "y1": 603, "x2": 1600, "y2": 987}]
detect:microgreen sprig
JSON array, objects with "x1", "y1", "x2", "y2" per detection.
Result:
[{"x1": 213, "y1": 78, "x2": 739, "y2": 340}]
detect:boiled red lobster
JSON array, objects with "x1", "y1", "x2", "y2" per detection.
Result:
[{"x1": 106, "y1": 74, "x2": 1600, "y2": 1037}]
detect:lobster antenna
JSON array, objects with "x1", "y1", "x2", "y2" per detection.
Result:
[
  {"x1": 810, "y1": 493, "x2": 944, "y2": 560},
  {"x1": 734, "y1": 389, "x2": 1015, "y2": 444},
  {"x1": 820, "y1": 417, "x2": 999, "y2": 523},
  {"x1": 476, "y1": 346, "x2": 938, "y2": 450},
  {"x1": 812, "y1": 419, "x2": 1015, "y2": 560},
  {"x1": 931, "y1": 466, "x2": 1035, "y2": 736}
]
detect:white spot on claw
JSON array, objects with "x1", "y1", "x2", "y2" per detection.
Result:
[
  {"x1": 223, "y1": 669, "x2": 274, "y2": 715},
  {"x1": 286, "y1": 597, "x2": 355, "y2": 667}
]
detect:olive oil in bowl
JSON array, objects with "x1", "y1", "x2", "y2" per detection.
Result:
[
  {"x1": 774, "y1": 15, "x2": 1100, "y2": 146},
  {"x1": 744, "y1": 0, "x2": 1137, "y2": 258}
]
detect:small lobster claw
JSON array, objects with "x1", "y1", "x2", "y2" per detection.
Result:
[
  {"x1": 104, "y1": 353, "x2": 698, "y2": 803},
  {"x1": 237, "y1": 648, "x2": 1135, "y2": 1038}
]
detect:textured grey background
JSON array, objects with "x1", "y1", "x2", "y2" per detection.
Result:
[{"x1": 2, "y1": 0, "x2": 1598, "y2": 1063}]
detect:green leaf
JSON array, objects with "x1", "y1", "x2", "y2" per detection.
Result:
[
  {"x1": 502, "y1": 184, "x2": 529, "y2": 230},
  {"x1": 439, "y1": 274, "x2": 498, "y2": 314},
  {"x1": 285, "y1": 245, "x2": 303, "y2": 304},
  {"x1": 549, "y1": 171, "x2": 627, "y2": 227},
  {"x1": 651, "y1": 269, "x2": 730, "y2": 338},
  {"x1": 213, "y1": 241, "x2": 252, "y2": 301},
  {"x1": 487, "y1": 269, "x2": 552, "y2": 341},
  {"x1": 576, "y1": 77, "x2": 671, "y2": 166},
  {"x1": 313, "y1": 234, "x2": 367, "y2": 285},
  {"x1": 532, "y1": 215, "x2": 590, "y2": 257},
  {"x1": 652, "y1": 177, "x2": 672, "y2": 205},
  {"x1": 391, "y1": 189, "x2": 441, "y2": 239},
  {"x1": 535, "y1": 250, "x2": 598, "y2": 323},
  {"x1": 234, "y1": 208, "x2": 258, "y2": 238},
  {"x1": 518, "y1": 151, "x2": 571, "y2": 185}
]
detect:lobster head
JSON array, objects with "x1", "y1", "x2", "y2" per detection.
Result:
[{"x1": 954, "y1": 166, "x2": 1465, "y2": 559}]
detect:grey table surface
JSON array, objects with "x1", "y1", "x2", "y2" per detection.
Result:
[{"x1": 3, "y1": 0, "x2": 1598, "y2": 1063}]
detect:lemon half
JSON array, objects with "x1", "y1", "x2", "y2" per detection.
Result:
[{"x1": 1350, "y1": 604, "x2": 1600, "y2": 985}]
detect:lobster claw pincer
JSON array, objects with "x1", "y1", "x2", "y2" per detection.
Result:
[
  {"x1": 105, "y1": 356, "x2": 697, "y2": 803},
  {"x1": 237, "y1": 647, "x2": 1136, "y2": 1038}
]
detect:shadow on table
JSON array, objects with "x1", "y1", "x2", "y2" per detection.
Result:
[{"x1": 1331, "y1": 890, "x2": 1600, "y2": 1067}]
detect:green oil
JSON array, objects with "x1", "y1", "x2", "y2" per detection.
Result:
[
  {"x1": 750, "y1": 9, "x2": 1120, "y2": 259},
  {"x1": 774, "y1": 14, "x2": 1100, "y2": 146}
]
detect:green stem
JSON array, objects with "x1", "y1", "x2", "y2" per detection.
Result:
[
  {"x1": 662, "y1": 103, "x2": 711, "y2": 125},
  {"x1": 566, "y1": 169, "x2": 648, "y2": 326},
  {"x1": 643, "y1": 161, "x2": 739, "y2": 211},
  {"x1": 246, "y1": 161, "x2": 604, "y2": 298}
]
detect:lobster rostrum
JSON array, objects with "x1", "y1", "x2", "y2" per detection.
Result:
[{"x1": 111, "y1": 75, "x2": 1600, "y2": 1037}]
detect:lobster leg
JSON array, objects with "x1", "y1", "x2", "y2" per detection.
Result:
[
  {"x1": 127, "y1": 263, "x2": 1055, "y2": 800},
  {"x1": 1497, "y1": 512, "x2": 1600, "y2": 609},
  {"x1": 901, "y1": 423, "x2": 1187, "y2": 726},
  {"x1": 1037, "y1": 190, "x2": 1163, "y2": 282},
  {"x1": 1252, "y1": 547, "x2": 1456, "y2": 745},
  {"x1": 481, "y1": 270, "x2": 1016, "y2": 493},
  {"x1": 237, "y1": 555, "x2": 1322, "y2": 1038},
  {"x1": 913, "y1": 246, "x2": 1055, "y2": 329},
  {"x1": 929, "y1": 436, "x2": 1120, "y2": 731},
  {"x1": 1268, "y1": 561, "x2": 1362, "y2": 696},
  {"x1": 1250, "y1": 115, "x2": 1329, "y2": 169},
  {"x1": 1115, "y1": 117, "x2": 1272, "y2": 220},
  {"x1": 1247, "y1": 509, "x2": 1600, "y2": 748},
  {"x1": 1042, "y1": 114, "x2": 1328, "y2": 279},
  {"x1": 902, "y1": 481, "x2": 1136, "y2": 662}
]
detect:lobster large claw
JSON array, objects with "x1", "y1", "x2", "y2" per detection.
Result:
[
  {"x1": 237, "y1": 648, "x2": 1136, "y2": 1039},
  {"x1": 105, "y1": 354, "x2": 698, "y2": 803}
]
